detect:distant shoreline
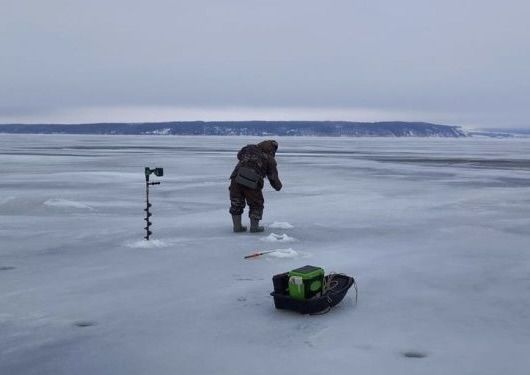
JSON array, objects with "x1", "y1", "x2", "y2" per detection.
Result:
[{"x1": 0, "y1": 121, "x2": 468, "y2": 138}]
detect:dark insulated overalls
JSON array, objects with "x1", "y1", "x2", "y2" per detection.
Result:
[{"x1": 229, "y1": 141, "x2": 282, "y2": 220}]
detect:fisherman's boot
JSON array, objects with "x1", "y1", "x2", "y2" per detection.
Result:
[
  {"x1": 232, "y1": 215, "x2": 247, "y2": 233},
  {"x1": 250, "y1": 218, "x2": 265, "y2": 233}
]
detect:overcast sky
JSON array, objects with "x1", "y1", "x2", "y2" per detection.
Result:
[{"x1": 1, "y1": 0, "x2": 529, "y2": 128}]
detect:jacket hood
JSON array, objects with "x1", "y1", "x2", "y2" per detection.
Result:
[{"x1": 257, "y1": 140, "x2": 278, "y2": 156}]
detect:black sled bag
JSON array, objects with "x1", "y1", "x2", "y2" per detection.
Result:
[{"x1": 235, "y1": 167, "x2": 262, "y2": 189}]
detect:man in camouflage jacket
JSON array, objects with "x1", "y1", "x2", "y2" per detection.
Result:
[{"x1": 229, "y1": 140, "x2": 283, "y2": 232}]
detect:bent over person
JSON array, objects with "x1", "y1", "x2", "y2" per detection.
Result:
[{"x1": 229, "y1": 140, "x2": 283, "y2": 233}]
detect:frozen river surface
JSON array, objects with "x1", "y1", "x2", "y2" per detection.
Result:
[{"x1": 1, "y1": 134, "x2": 530, "y2": 374}]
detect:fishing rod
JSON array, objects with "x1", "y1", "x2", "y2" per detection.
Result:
[{"x1": 244, "y1": 250, "x2": 277, "y2": 259}]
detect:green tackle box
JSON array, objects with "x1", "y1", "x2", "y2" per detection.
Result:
[{"x1": 288, "y1": 265, "x2": 325, "y2": 300}]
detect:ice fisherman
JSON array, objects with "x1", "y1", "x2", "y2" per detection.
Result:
[{"x1": 229, "y1": 140, "x2": 283, "y2": 233}]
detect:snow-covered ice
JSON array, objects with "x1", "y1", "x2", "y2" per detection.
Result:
[
  {"x1": 261, "y1": 233, "x2": 297, "y2": 243},
  {"x1": 2, "y1": 134, "x2": 530, "y2": 375},
  {"x1": 265, "y1": 248, "x2": 300, "y2": 258},
  {"x1": 269, "y1": 221, "x2": 295, "y2": 229},
  {"x1": 43, "y1": 198, "x2": 94, "y2": 210},
  {"x1": 125, "y1": 239, "x2": 169, "y2": 249}
]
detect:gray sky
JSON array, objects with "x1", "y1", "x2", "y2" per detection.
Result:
[{"x1": 1, "y1": 0, "x2": 529, "y2": 128}]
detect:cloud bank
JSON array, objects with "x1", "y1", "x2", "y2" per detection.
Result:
[{"x1": 1, "y1": 0, "x2": 529, "y2": 128}]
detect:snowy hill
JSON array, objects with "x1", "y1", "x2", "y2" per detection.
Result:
[{"x1": 0, "y1": 121, "x2": 466, "y2": 137}]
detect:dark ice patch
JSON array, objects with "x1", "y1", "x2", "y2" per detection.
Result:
[
  {"x1": 73, "y1": 321, "x2": 96, "y2": 328},
  {"x1": 0, "y1": 266, "x2": 16, "y2": 271},
  {"x1": 374, "y1": 157, "x2": 530, "y2": 171},
  {"x1": 450, "y1": 177, "x2": 530, "y2": 188},
  {"x1": 402, "y1": 351, "x2": 428, "y2": 358}
]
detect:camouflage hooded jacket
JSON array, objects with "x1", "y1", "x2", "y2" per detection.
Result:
[{"x1": 230, "y1": 140, "x2": 282, "y2": 191}]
